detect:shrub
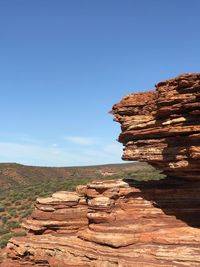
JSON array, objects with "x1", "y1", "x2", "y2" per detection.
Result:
[
  {"x1": 15, "y1": 200, "x2": 21, "y2": 205},
  {"x1": 0, "y1": 206, "x2": 5, "y2": 212},
  {"x1": 20, "y1": 209, "x2": 33, "y2": 218},
  {"x1": 13, "y1": 231, "x2": 26, "y2": 237},
  {"x1": 0, "y1": 229, "x2": 9, "y2": 235},
  {"x1": 7, "y1": 220, "x2": 20, "y2": 230},
  {"x1": 0, "y1": 233, "x2": 13, "y2": 248},
  {"x1": 1, "y1": 216, "x2": 8, "y2": 224},
  {"x1": 0, "y1": 238, "x2": 8, "y2": 248},
  {"x1": 9, "y1": 209, "x2": 17, "y2": 217}
]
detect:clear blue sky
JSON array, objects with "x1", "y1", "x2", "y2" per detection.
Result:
[{"x1": 0, "y1": 0, "x2": 199, "y2": 166}]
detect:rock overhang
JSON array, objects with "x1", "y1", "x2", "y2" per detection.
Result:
[{"x1": 111, "y1": 73, "x2": 200, "y2": 181}]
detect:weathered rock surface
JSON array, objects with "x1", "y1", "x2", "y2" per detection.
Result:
[
  {"x1": 2, "y1": 179, "x2": 200, "y2": 266},
  {"x1": 22, "y1": 191, "x2": 88, "y2": 234},
  {"x1": 112, "y1": 73, "x2": 200, "y2": 181},
  {"x1": 2, "y1": 73, "x2": 200, "y2": 266}
]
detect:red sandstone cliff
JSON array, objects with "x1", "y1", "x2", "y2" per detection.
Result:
[
  {"x1": 112, "y1": 73, "x2": 200, "y2": 181},
  {"x1": 2, "y1": 73, "x2": 200, "y2": 266}
]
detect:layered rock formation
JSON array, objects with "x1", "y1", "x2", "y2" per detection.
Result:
[
  {"x1": 112, "y1": 73, "x2": 200, "y2": 181},
  {"x1": 2, "y1": 73, "x2": 200, "y2": 266},
  {"x1": 3, "y1": 179, "x2": 200, "y2": 266}
]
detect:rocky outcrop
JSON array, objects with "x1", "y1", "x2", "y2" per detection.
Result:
[
  {"x1": 21, "y1": 191, "x2": 88, "y2": 235},
  {"x1": 2, "y1": 179, "x2": 200, "y2": 266},
  {"x1": 2, "y1": 73, "x2": 200, "y2": 266},
  {"x1": 112, "y1": 73, "x2": 200, "y2": 181}
]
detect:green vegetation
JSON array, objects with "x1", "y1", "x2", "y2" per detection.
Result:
[
  {"x1": 0, "y1": 231, "x2": 27, "y2": 249},
  {"x1": 0, "y1": 177, "x2": 99, "y2": 249},
  {"x1": 0, "y1": 164, "x2": 165, "y2": 248},
  {"x1": 0, "y1": 162, "x2": 146, "y2": 189},
  {"x1": 123, "y1": 167, "x2": 165, "y2": 181}
]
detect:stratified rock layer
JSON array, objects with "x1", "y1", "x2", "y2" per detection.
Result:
[
  {"x1": 2, "y1": 73, "x2": 200, "y2": 266},
  {"x1": 112, "y1": 73, "x2": 200, "y2": 181},
  {"x1": 2, "y1": 179, "x2": 200, "y2": 267}
]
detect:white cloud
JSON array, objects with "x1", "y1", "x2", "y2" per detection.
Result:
[
  {"x1": 52, "y1": 143, "x2": 58, "y2": 147},
  {"x1": 0, "y1": 142, "x2": 71, "y2": 166},
  {"x1": 63, "y1": 136, "x2": 98, "y2": 146},
  {"x1": 0, "y1": 140, "x2": 124, "y2": 167}
]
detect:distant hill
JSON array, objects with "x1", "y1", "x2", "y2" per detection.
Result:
[{"x1": 0, "y1": 162, "x2": 148, "y2": 189}]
